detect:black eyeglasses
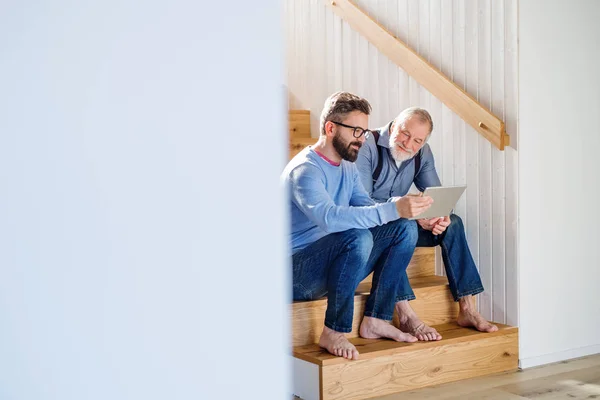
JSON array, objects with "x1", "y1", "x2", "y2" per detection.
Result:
[{"x1": 330, "y1": 121, "x2": 371, "y2": 138}]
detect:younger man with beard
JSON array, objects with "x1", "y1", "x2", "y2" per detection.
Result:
[
  {"x1": 282, "y1": 92, "x2": 433, "y2": 360},
  {"x1": 356, "y1": 107, "x2": 498, "y2": 343}
]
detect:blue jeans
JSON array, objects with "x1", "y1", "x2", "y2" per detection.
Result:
[
  {"x1": 292, "y1": 219, "x2": 418, "y2": 333},
  {"x1": 397, "y1": 214, "x2": 485, "y2": 302}
]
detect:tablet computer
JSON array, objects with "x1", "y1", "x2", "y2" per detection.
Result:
[{"x1": 408, "y1": 185, "x2": 466, "y2": 220}]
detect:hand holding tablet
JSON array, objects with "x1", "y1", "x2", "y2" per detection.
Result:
[{"x1": 394, "y1": 193, "x2": 434, "y2": 219}]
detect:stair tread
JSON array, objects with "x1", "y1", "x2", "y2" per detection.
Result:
[
  {"x1": 294, "y1": 322, "x2": 518, "y2": 366},
  {"x1": 356, "y1": 275, "x2": 447, "y2": 294},
  {"x1": 292, "y1": 275, "x2": 448, "y2": 306}
]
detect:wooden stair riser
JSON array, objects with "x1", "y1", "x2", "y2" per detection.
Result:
[
  {"x1": 289, "y1": 110, "x2": 312, "y2": 139},
  {"x1": 290, "y1": 137, "x2": 317, "y2": 159},
  {"x1": 361, "y1": 247, "x2": 435, "y2": 282},
  {"x1": 291, "y1": 278, "x2": 457, "y2": 347},
  {"x1": 320, "y1": 332, "x2": 518, "y2": 400}
]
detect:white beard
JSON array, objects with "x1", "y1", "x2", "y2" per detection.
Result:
[{"x1": 389, "y1": 138, "x2": 415, "y2": 163}]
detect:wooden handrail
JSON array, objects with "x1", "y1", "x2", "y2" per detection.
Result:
[{"x1": 327, "y1": 0, "x2": 510, "y2": 150}]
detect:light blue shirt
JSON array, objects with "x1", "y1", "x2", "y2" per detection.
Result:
[
  {"x1": 356, "y1": 122, "x2": 441, "y2": 203},
  {"x1": 282, "y1": 147, "x2": 400, "y2": 254}
]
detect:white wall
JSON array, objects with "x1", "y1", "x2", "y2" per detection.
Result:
[
  {"x1": 519, "y1": 0, "x2": 600, "y2": 368},
  {"x1": 0, "y1": 1, "x2": 288, "y2": 399},
  {"x1": 285, "y1": 0, "x2": 519, "y2": 326}
]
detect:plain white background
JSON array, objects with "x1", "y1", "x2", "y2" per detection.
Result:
[
  {"x1": 519, "y1": 0, "x2": 600, "y2": 367},
  {"x1": 0, "y1": 1, "x2": 289, "y2": 398}
]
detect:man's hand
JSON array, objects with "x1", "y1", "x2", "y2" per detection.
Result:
[
  {"x1": 395, "y1": 194, "x2": 433, "y2": 219},
  {"x1": 418, "y1": 216, "x2": 451, "y2": 235},
  {"x1": 417, "y1": 217, "x2": 442, "y2": 231}
]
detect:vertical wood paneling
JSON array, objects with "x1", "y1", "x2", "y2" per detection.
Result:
[
  {"x1": 408, "y1": 0, "x2": 421, "y2": 109},
  {"x1": 342, "y1": 18, "x2": 353, "y2": 92},
  {"x1": 440, "y1": 0, "x2": 454, "y2": 276},
  {"x1": 285, "y1": 0, "x2": 518, "y2": 325},
  {"x1": 453, "y1": 0, "x2": 467, "y2": 219},
  {"x1": 397, "y1": 0, "x2": 410, "y2": 117},
  {"x1": 465, "y1": 0, "x2": 481, "y2": 285},
  {"x1": 312, "y1": 0, "x2": 327, "y2": 135},
  {"x1": 477, "y1": 0, "x2": 494, "y2": 320},
  {"x1": 418, "y1": 0, "x2": 431, "y2": 109},
  {"x1": 385, "y1": 0, "x2": 400, "y2": 122},
  {"x1": 374, "y1": 1, "x2": 385, "y2": 124},
  {"x1": 440, "y1": 0, "x2": 454, "y2": 190},
  {"x1": 325, "y1": 0, "x2": 335, "y2": 106},
  {"x1": 298, "y1": 0, "x2": 309, "y2": 106},
  {"x1": 504, "y1": 0, "x2": 519, "y2": 327},
  {"x1": 333, "y1": 10, "x2": 343, "y2": 91},
  {"x1": 491, "y1": 0, "x2": 507, "y2": 324},
  {"x1": 428, "y1": 0, "x2": 443, "y2": 183},
  {"x1": 429, "y1": 0, "x2": 444, "y2": 276}
]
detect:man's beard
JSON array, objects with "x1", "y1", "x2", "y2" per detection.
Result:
[
  {"x1": 389, "y1": 137, "x2": 415, "y2": 163},
  {"x1": 333, "y1": 131, "x2": 362, "y2": 162}
]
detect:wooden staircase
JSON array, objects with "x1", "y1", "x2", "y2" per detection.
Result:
[
  {"x1": 289, "y1": 109, "x2": 317, "y2": 157},
  {"x1": 287, "y1": 110, "x2": 518, "y2": 400}
]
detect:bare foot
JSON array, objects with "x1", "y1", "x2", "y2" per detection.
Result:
[
  {"x1": 359, "y1": 316, "x2": 418, "y2": 343},
  {"x1": 319, "y1": 326, "x2": 359, "y2": 360},
  {"x1": 395, "y1": 300, "x2": 442, "y2": 341},
  {"x1": 457, "y1": 296, "x2": 499, "y2": 333}
]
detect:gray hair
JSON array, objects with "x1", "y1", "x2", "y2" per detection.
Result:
[
  {"x1": 393, "y1": 107, "x2": 434, "y2": 135},
  {"x1": 319, "y1": 91, "x2": 372, "y2": 136}
]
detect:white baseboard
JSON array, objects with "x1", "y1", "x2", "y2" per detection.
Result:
[
  {"x1": 291, "y1": 356, "x2": 320, "y2": 400},
  {"x1": 519, "y1": 344, "x2": 600, "y2": 369}
]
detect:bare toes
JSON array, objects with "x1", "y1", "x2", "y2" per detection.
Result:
[{"x1": 404, "y1": 333, "x2": 418, "y2": 343}]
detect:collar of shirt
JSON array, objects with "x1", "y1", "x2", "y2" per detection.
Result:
[
  {"x1": 312, "y1": 147, "x2": 341, "y2": 167},
  {"x1": 375, "y1": 120, "x2": 394, "y2": 149}
]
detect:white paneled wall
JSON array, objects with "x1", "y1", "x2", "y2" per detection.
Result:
[{"x1": 285, "y1": 0, "x2": 518, "y2": 325}]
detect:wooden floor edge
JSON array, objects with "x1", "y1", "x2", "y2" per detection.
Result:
[{"x1": 294, "y1": 327, "x2": 519, "y2": 367}]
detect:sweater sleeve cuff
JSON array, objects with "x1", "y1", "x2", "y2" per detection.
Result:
[{"x1": 379, "y1": 201, "x2": 400, "y2": 223}]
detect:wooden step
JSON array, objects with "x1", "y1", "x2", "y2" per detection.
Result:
[
  {"x1": 361, "y1": 247, "x2": 435, "y2": 282},
  {"x1": 290, "y1": 137, "x2": 317, "y2": 159},
  {"x1": 289, "y1": 109, "x2": 311, "y2": 139},
  {"x1": 292, "y1": 323, "x2": 518, "y2": 400},
  {"x1": 291, "y1": 275, "x2": 458, "y2": 347}
]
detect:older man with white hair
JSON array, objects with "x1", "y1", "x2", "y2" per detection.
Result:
[{"x1": 356, "y1": 107, "x2": 497, "y2": 342}]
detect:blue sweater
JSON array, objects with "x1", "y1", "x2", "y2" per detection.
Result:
[{"x1": 282, "y1": 147, "x2": 399, "y2": 254}]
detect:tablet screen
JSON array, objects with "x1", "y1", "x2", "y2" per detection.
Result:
[{"x1": 408, "y1": 185, "x2": 466, "y2": 220}]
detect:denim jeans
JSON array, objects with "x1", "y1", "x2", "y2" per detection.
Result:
[
  {"x1": 292, "y1": 219, "x2": 418, "y2": 333},
  {"x1": 396, "y1": 214, "x2": 484, "y2": 302}
]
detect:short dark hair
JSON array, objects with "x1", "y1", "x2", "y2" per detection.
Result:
[{"x1": 319, "y1": 91, "x2": 372, "y2": 136}]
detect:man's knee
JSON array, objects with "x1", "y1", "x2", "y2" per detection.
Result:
[
  {"x1": 449, "y1": 214, "x2": 465, "y2": 231},
  {"x1": 391, "y1": 218, "x2": 419, "y2": 245},
  {"x1": 340, "y1": 228, "x2": 373, "y2": 256}
]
